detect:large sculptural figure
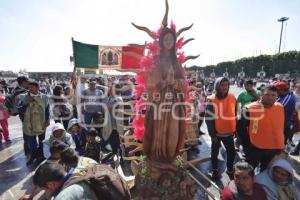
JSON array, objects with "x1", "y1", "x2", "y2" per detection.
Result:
[
  {"x1": 143, "y1": 27, "x2": 186, "y2": 164},
  {"x1": 131, "y1": 0, "x2": 199, "y2": 198}
]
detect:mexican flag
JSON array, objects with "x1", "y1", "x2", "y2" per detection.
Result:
[{"x1": 72, "y1": 39, "x2": 144, "y2": 70}]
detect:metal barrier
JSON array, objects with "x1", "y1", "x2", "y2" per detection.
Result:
[
  {"x1": 186, "y1": 171, "x2": 218, "y2": 200},
  {"x1": 186, "y1": 160, "x2": 222, "y2": 200},
  {"x1": 187, "y1": 161, "x2": 222, "y2": 193}
]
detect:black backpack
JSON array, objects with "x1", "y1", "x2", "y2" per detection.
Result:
[{"x1": 63, "y1": 164, "x2": 131, "y2": 200}]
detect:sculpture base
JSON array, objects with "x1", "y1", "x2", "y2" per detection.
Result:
[
  {"x1": 135, "y1": 173, "x2": 196, "y2": 200},
  {"x1": 134, "y1": 158, "x2": 197, "y2": 200}
]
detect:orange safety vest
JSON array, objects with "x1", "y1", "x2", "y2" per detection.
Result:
[
  {"x1": 246, "y1": 102, "x2": 284, "y2": 149},
  {"x1": 209, "y1": 93, "x2": 237, "y2": 134}
]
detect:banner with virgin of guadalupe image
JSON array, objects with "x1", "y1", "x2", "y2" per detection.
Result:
[
  {"x1": 99, "y1": 46, "x2": 122, "y2": 69},
  {"x1": 72, "y1": 39, "x2": 144, "y2": 71}
]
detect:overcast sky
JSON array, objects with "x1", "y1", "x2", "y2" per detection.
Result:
[{"x1": 0, "y1": 0, "x2": 299, "y2": 72}]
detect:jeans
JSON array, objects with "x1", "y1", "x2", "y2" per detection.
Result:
[
  {"x1": 27, "y1": 133, "x2": 45, "y2": 156},
  {"x1": 84, "y1": 112, "x2": 99, "y2": 125},
  {"x1": 211, "y1": 135, "x2": 236, "y2": 172}
]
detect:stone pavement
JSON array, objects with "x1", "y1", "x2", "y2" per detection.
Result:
[{"x1": 0, "y1": 116, "x2": 51, "y2": 200}]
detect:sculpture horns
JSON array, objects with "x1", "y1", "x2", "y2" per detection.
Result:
[
  {"x1": 162, "y1": 0, "x2": 169, "y2": 27},
  {"x1": 183, "y1": 54, "x2": 200, "y2": 63},
  {"x1": 177, "y1": 24, "x2": 193, "y2": 37},
  {"x1": 182, "y1": 38, "x2": 195, "y2": 46},
  {"x1": 132, "y1": 23, "x2": 156, "y2": 39}
]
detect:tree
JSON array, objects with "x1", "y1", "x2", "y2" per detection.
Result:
[{"x1": 188, "y1": 51, "x2": 300, "y2": 77}]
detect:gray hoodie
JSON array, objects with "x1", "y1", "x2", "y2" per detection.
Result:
[
  {"x1": 256, "y1": 159, "x2": 300, "y2": 200},
  {"x1": 205, "y1": 77, "x2": 234, "y2": 137},
  {"x1": 214, "y1": 77, "x2": 230, "y2": 99}
]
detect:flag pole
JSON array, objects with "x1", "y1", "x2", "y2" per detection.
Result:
[
  {"x1": 71, "y1": 37, "x2": 77, "y2": 90},
  {"x1": 71, "y1": 37, "x2": 75, "y2": 72}
]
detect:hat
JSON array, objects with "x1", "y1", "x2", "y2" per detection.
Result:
[
  {"x1": 273, "y1": 81, "x2": 289, "y2": 90},
  {"x1": 52, "y1": 123, "x2": 65, "y2": 133},
  {"x1": 67, "y1": 118, "x2": 79, "y2": 131}
]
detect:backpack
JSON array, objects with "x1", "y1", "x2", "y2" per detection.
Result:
[
  {"x1": 4, "y1": 95, "x2": 19, "y2": 116},
  {"x1": 63, "y1": 164, "x2": 131, "y2": 200},
  {"x1": 4, "y1": 88, "x2": 27, "y2": 116}
]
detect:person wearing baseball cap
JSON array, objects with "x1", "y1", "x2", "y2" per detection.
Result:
[{"x1": 273, "y1": 81, "x2": 296, "y2": 145}]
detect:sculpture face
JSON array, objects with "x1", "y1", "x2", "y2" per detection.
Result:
[{"x1": 162, "y1": 32, "x2": 175, "y2": 50}]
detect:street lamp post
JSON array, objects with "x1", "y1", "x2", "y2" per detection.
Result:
[
  {"x1": 223, "y1": 68, "x2": 229, "y2": 78},
  {"x1": 200, "y1": 70, "x2": 204, "y2": 79},
  {"x1": 238, "y1": 67, "x2": 245, "y2": 79},
  {"x1": 257, "y1": 66, "x2": 266, "y2": 80},
  {"x1": 210, "y1": 69, "x2": 215, "y2": 78},
  {"x1": 277, "y1": 17, "x2": 289, "y2": 53}
]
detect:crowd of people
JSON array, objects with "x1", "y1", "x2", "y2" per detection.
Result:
[
  {"x1": 204, "y1": 77, "x2": 300, "y2": 199},
  {"x1": 1, "y1": 74, "x2": 300, "y2": 199}
]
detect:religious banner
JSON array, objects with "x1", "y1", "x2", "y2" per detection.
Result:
[
  {"x1": 99, "y1": 46, "x2": 122, "y2": 69},
  {"x1": 72, "y1": 39, "x2": 144, "y2": 71}
]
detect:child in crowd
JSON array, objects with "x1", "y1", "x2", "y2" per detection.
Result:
[
  {"x1": 60, "y1": 147, "x2": 97, "y2": 176},
  {"x1": 0, "y1": 95, "x2": 10, "y2": 144},
  {"x1": 47, "y1": 140, "x2": 69, "y2": 163},
  {"x1": 84, "y1": 128, "x2": 101, "y2": 162},
  {"x1": 43, "y1": 123, "x2": 73, "y2": 148},
  {"x1": 67, "y1": 118, "x2": 86, "y2": 155}
]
